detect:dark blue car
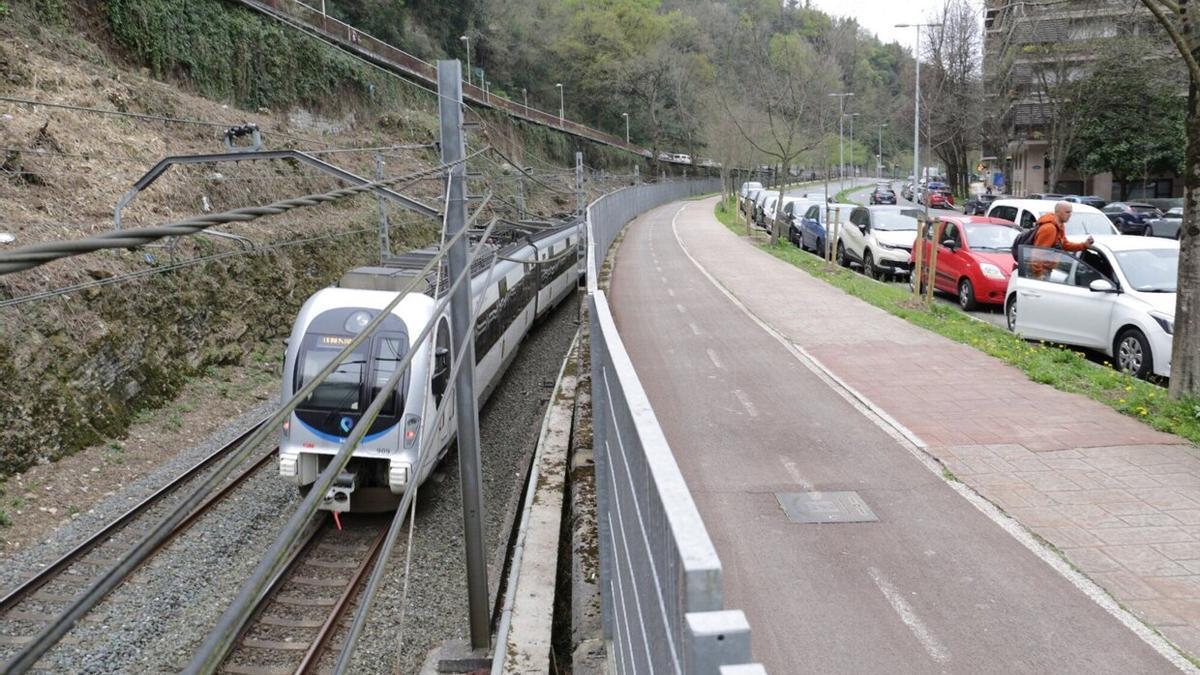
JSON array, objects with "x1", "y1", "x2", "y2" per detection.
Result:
[{"x1": 795, "y1": 202, "x2": 854, "y2": 254}]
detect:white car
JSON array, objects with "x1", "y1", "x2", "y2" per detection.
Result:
[
  {"x1": 837, "y1": 206, "x2": 923, "y2": 279},
  {"x1": 986, "y1": 198, "x2": 1118, "y2": 236},
  {"x1": 1005, "y1": 235, "x2": 1178, "y2": 379},
  {"x1": 759, "y1": 193, "x2": 781, "y2": 229},
  {"x1": 739, "y1": 181, "x2": 762, "y2": 201},
  {"x1": 742, "y1": 187, "x2": 764, "y2": 216}
]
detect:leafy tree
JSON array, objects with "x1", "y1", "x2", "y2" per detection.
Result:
[{"x1": 1073, "y1": 40, "x2": 1185, "y2": 200}]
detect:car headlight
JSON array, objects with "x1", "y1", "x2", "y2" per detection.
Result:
[
  {"x1": 980, "y1": 263, "x2": 1006, "y2": 280},
  {"x1": 1150, "y1": 311, "x2": 1174, "y2": 335},
  {"x1": 877, "y1": 241, "x2": 895, "y2": 251}
]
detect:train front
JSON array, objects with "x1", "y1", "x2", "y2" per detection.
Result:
[{"x1": 277, "y1": 288, "x2": 447, "y2": 512}]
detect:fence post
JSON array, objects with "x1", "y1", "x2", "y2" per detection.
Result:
[
  {"x1": 437, "y1": 59, "x2": 490, "y2": 653},
  {"x1": 576, "y1": 151, "x2": 585, "y2": 216}
]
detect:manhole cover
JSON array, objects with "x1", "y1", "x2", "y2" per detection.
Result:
[{"x1": 775, "y1": 491, "x2": 878, "y2": 524}]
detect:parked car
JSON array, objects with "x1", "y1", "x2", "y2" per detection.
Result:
[
  {"x1": 753, "y1": 189, "x2": 774, "y2": 224},
  {"x1": 741, "y1": 187, "x2": 763, "y2": 216},
  {"x1": 1065, "y1": 195, "x2": 1107, "y2": 209},
  {"x1": 985, "y1": 199, "x2": 1118, "y2": 236},
  {"x1": 1144, "y1": 207, "x2": 1183, "y2": 240},
  {"x1": 766, "y1": 194, "x2": 808, "y2": 233},
  {"x1": 795, "y1": 202, "x2": 855, "y2": 255},
  {"x1": 1027, "y1": 192, "x2": 1065, "y2": 200},
  {"x1": 837, "y1": 205, "x2": 923, "y2": 279},
  {"x1": 914, "y1": 216, "x2": 1020, "y2": 310},
  {"x1": 870, "y1": 188, "x2": 897, "y2": 205},
  {"x1": 926, "y1": 189, "x2": 955, "y2": 209},
  {"x1": 1103, "y1": 202, "x2": 1164, "y2": 236},
  {"x1": 962, "y1": 193, "x2": 1004, "y2": 215},
  {"x1": 757, "y1": 193, "x2": 781, "y2": 229},
  {"x1": 1005, "y1": 236, "x2": 1178, "y2": 379},
  {"x1": 900, "y1": 182, "x2": 915, "y2": 201}
]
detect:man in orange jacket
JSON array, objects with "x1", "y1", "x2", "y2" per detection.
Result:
[{"x1": 1030, "y1": 201, "x2": 1094, "y2": 278}]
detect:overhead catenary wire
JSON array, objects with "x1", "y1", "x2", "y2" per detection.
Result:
[
  {"x1": 0, "y1": 147, "x2": 488, "y2": 275},
  {"x1": 184, "y1": 204, "x2": 500, "y2": 675},
  {"x1": 0, "y1": 194, "x2": 490, "y2": 675}
]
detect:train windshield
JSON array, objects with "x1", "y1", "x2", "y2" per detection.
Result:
[
  {"x1": 296, "y1": 333, "x2": 407, "y2": 432},
  {"x1": 300, "y1": 340, "x2": 367, "y2": 412}
]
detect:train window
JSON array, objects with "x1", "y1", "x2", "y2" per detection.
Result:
[
  {"x1": 370, "y1": 337, "x2": 405, "y2": 417},
  {"x1": 433, "y1": 320, "x2": 451, "y2": 406},
  {"x1": 298, "y1": 338, "x2": 366, "y2": 412}
]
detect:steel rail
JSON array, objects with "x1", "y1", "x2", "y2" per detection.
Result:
[
  {"x1": 0, "y1": 419, "x2": 268, "y2": 613},
  {"x1": 1, "y1": 195, "x2": 490, "y2": 674}
]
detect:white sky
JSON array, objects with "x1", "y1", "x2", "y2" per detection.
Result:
[{"x1": 806, "y1": 0, "x2": 970, "y2": 51}]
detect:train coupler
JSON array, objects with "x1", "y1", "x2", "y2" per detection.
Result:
[{"x1": 321, "y1": 471, "x2": 357, "y2": 513}]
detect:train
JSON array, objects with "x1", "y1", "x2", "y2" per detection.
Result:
[{"x1": 278, "y1": 217, "x2": 584, "y2": 512}]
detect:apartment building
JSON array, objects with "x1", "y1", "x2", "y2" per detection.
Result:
[{"x1": 983, "y1": 0, "x2": 1181, "y2": 200}]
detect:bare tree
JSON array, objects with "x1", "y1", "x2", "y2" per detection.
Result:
[
  {"x1": 1138, "y1": 0, "x2": 1200, "y2": 399},
  {"x1": 924, "y1": 0, "x2": 982, "y2": 197},
  {"x1": 722, "y1": 24, "x2": 840, "y2": 244}
]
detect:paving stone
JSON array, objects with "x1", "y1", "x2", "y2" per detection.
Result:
[
  {"x1": 1102, "y1": 545, "x2": 1191, "y2": 577},
  {"x1": 1095, "y1": 526, "x2": 1193, "y2": 546}
]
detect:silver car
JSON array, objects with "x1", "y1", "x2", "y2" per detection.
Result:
[{"x1": 1144, "y1": 206, "x2": 1183, "y2": 240}]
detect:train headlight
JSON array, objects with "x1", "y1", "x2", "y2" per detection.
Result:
[
  {"x1": 344, "y1": 310, "x2": 372, "y2": 334},
  {"x1": 403, "y1": 414, "x2": 421, "y2": 449}
]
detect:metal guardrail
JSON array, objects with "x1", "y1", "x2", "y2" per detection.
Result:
[
  {"x1": 585, "y1": 181, "x2": 765, "y2": 674},
  {"x1": 238, "y1": 0, "x2": 653, "y2": 157}
]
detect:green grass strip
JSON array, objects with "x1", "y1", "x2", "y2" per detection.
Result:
[{"x1": 713, "y1": 197, "x2": 1200, "y2": 445}]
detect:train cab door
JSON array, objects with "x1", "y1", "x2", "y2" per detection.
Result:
[{"x1": 432, "y1": 318, "x2": 453, "y2": 441}]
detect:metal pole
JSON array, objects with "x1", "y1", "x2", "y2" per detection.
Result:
[
  {"x1": 437, "y1": 60, "x2": 490, "y2": 653},
  {"x1": 460, "y1": 36, "x2": 471, "y2": 87},
  {"x1": 523, "y1": 88, "x2": 528, "y2": 116},
  {"x1": 914, "y1": 24, "x2": 921, "y2": 201},
  {"x1": 375, "y1": 154, "x2": 390, "y2": 261},
  {"x1": 849, "y1": 113, "x2": 858, "y2": 182},
  {"x1": 557, "y1": 83, "x2": 564, "y2": 127},
  {"x1": 575, "y1": 151, "x2": 585, "y2": 215},
  {"x1": 623, "y1": 113, "x2": 630, "y2": 143},
  {"x1": 838, "y1": 104, "x2": 844, "y2": 194}
]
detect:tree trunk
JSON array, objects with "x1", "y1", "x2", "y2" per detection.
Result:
[{"x1": 1170, "y1": 85, "x2": 1200, "y2": 399}]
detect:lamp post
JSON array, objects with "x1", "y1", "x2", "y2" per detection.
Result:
[
  {"x1": 895, "y1": 22, "x2": 942, "y2": 201},
  {"x1": 847, "y1": 112, "x2": 860, "y2": 181},
  {"x1": 878, "y1": 122, "x2": 888, "y2": 179},
  {"x1": 555, "y1": 83, "x2": 564, "y2": 128},
  {"x1": 622, "y1": 112, "x2": 630, "y2": 143},
  {"x1": 523, "y1": 87, "x2": 528, "y2": 115},
  {"x1": 459, "y1": 35, "x2": 471, "y2": 87},
  {"x1": 828, "y1": 92, "x2": 854, "y2": 194}
]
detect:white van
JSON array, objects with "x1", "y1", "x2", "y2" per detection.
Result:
[{"x1": 985, "y1": 198, "x2": 1118, "y2": 237}]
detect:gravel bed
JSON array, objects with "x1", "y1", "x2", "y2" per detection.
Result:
[
  {"x1": 0, "y1": 399, "x2": 279, "y2": 595},
  {"x1": 0, "y1": 293, "x2": 579, "y2": 672}
]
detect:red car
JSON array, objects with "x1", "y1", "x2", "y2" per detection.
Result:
[
  {"x1": 914, "y1": 216, "x2": 1019, "y2": 310},
  {"x1": 928, "y1": 190, "x2": 955, "y2": 208}
]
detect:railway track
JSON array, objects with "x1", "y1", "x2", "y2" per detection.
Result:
[
  {"x1": 0, "y1": 421, "x2": 276, "y2": 653},
  {"x1": 219, "y1": 516, "x2": 388, "y2": 675}
]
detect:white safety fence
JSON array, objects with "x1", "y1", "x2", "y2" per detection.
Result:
[{"x1": 585, "y1": 180, "x2": 766, "y2": 674}]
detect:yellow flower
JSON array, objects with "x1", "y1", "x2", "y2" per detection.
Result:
[{"x1": 1125, "y1": 385, "x2": 1132, "y2": 392}]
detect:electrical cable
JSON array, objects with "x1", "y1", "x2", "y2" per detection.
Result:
[{"x1": 0, "y1": 147, "x2": 487, "y2": 275}]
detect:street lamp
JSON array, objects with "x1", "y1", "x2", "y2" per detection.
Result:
[
  {"x1": 522, "y1": 87, "x2": 528, "y2": 115},
  {"x1": 459, "y1": 35, "x2": 471, "y2": 87},
  {"x1": 895, "y1": 22, "x2": 942, "y2": 203},
  {"x1": 847, "y1": 112, "x2": 860, "y2": 180},
  {"x1": 828, "y1": 92, "x2": 854, "y2": 193},
  {"x1": 622, "y1": 112, "x2": 630, "y2": 143},
  {"x1": 878, "y1": 123, "x2": 888, "y2": 179},
  {"x1": 555, "y1": 83, "x2": 564, "y2": 128}
]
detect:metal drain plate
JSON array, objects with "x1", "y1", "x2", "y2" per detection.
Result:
[{"x1": 775, "y1": 491, "x2": 878, "y2": 524}]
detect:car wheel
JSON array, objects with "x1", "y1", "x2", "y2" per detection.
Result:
[
  {"x1": 1005, "y1": 295, "x2": 1017, "y2": 332},
  {"x1": 837, "y1": 241, "x2": 849, "y2": 267},
  {"x1": 1144, "y1": 225, "x2": 1154, "y2": 237},
  {"x1": 1115, "y1": 328, "x2": 1153, "y2": 379},
  {"x1": 815, "y1": 237, "x2": 824, "y2": 256},
  {"x1": 863, "y1": 250, "x2": 877, "y2": 279},
  {"x1": 958, "y1": 278, "x2": 977, "y2": 311}
]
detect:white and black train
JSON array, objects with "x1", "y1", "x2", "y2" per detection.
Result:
[{"x1": 278, "y1": 218, "x2": 583, "y2": 512}]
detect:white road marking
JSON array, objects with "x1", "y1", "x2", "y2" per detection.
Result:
[
  {"x1": 732, "y1": 389, "x2": 758, "y2": 417},
  {"x1": 667, "y1": 288, "x2": 676, "y2": 297},
  {"x1": 867, "y1": 567, "x2": 950, "y2": 663},
  {"x1": 780, "y1": 458, "x2": 814, "y2": 491},
  {"x1": 706, "y1": 348, "x2": 724, "y2": 369},
  {"x1": 668, "y1": 202, "x2": 1198, "y2": 674},
  {"x1": 661, "y1": 276, "x2": 668, "y2": 284},
  {"x1": 689, "y1": 321, "x2": 701, "y2": 336},
  {"x1": 675, "y1": 303, "x2": 686, "y2": 314}
]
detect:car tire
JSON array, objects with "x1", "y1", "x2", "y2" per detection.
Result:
[
  {"x1": 1005, "y1": 295, "x2": 1017, "y2": 332},
  {"x1": 1115, "y1": 328, "x2": 1153, "y2": 379},
  {"x1": 1144, "y1": 225, "x2": 1154, "y2": 237},
  {"x1": 837, "y1": 241, "x2": 849, "y2": 267},
  {"x1": 815, "y1": 237, "x2": 824, "y2": 257},
  {"x1": 958, "y1": 278, "x2": 977, "y2": 311},
  {"x1": 863, "y1": 250, "x2": 877, "y2": 279}
]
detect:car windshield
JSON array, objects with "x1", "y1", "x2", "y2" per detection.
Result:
[
  {"x1": 1065, "y1": 212, "x2": 1116, "y2": 235},
  {"x1": 963, "y1": 224, "x2": 1018, "y2": 251},
  {"x1": 1131, "y1": 205, "x2": 1161, "y2": 215},
  {"x1": 873, "y1": 211, "x2": 919, "y2": 231},
  {"x1": 1113, "y1": 247, "x2": 1178, "y2": 292}
]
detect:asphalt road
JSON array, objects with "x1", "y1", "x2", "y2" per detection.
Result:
[{"x1": 608, "y1": 200, "x2": 1177, "y2": 673}]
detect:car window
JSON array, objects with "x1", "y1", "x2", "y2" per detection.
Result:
[
  {"x1": 805, "y1": 206, "x2": 818, "y2": 220},
  {"x1": 1114, "y1": 247, "x2": 1179, "y2": 292},
  {"x1": 873, "y1": 211, "x2": 919, "y2": 231},
  {"x1": 1077, "y1": 249, "x2": 1116, "y2": 287},
  {"x1": 1066, "y1": 213, "x2": 1117, "y2": 235},
  {"x1": 1017, "y1": 248, "x2": 1107, "y2": 287},
  {"x1": 942, "y1": 223, "x2": 961, "y2": 247},
  {"x1": 963, "y1": 224, "x2": 1018, "y2": 251},
  {"x1": 1019, "y1": 210, "x2": 1038, "y2": 229},
  {"x1": 851, "y1": 208, "x2": 868, "y2": 226},
  {"x1": 990, "y1": 205, "x2": 1017, "y2": 222}
]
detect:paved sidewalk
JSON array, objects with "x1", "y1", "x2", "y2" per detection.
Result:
[{"x1": 661, "y1": 196, "x2": 1200, "y2": 661}]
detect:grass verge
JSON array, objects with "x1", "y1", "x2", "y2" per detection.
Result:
[
  {"x1": 714, "y1": 196, "x2": 1200, "y2": 445},
  {"x1": 835, "y1": 184, "x2": 864, "y2": 205}
]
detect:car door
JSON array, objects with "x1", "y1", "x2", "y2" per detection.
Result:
[
  {"x1": 1014, "y1": 248, "x2": 1114, "y2": 346},
  {"x1": 801, "y1": 205, "x2": 820, "y2": 249},
  {"x1": 935, "y1": 222, "x2": 965, "y2": 293},
  {"x1": 843, "y1": 208, "x2": 868, "y2": 261}
]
